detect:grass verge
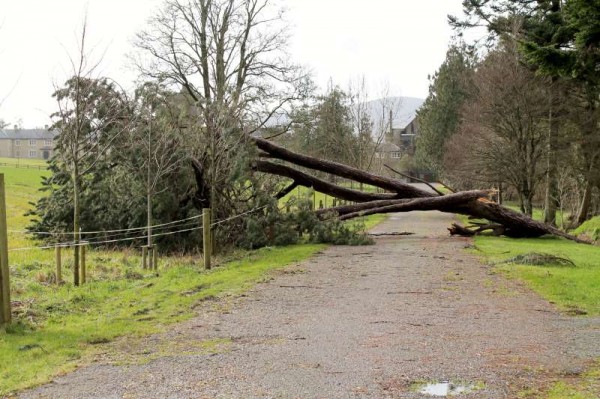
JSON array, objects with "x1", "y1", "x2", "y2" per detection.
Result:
[
  {"x1": 471, "y1": 235, "x2": 600, "y2": 316},
  {"x1": 574, "y1": 216, "x2": 600, "y2": 241},
  {"x1": 464, "y1": 221, "x2": 600, "y2": 398},
  {"x1": 0, "y1": 244, "x2": 324, "y2": 395}
]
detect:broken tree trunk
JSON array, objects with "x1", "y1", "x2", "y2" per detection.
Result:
[
  {"x1": 315, "y1": 190, "x2": 489, "y2": 219},
  {"x1": 254, "y1": 160, "x2": 398, "y2": 202},
  {"x1": 254, "y1": 137, "x2": 435, "y2": 198},
  {"x1": 250, "y1": 137, "x2": 588, "y2": 243}
]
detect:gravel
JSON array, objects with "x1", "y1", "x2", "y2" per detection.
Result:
[{"x1": 19, "y1": 211, "x2": 600, "y2": 399}]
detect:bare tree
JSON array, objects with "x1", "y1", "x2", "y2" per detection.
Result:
[
  {"x1": 444, "y1": 40, "x2": 548, "y2": 215},
  {"x1": 122, "y1": 82, "x2": 185, "y2": 257},
  {"x1": 365, "y1": 86, "x2": 402, "y2": 176},
  {"x1": 347, "y1": 76, "x2": 373, "y2": 174},
  {"x1": 52, "y1": 19, "x2": 130, "y2": 285},
  {"x1": 135, "y1": 0, "x2": 309, "y2": 221}
]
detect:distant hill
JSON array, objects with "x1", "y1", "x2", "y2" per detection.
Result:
[{"x1": 263, "y1": 96, "x2": 425, "y2": 132}]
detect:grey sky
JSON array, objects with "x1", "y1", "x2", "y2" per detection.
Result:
[{"x1": 0, "y1": 0, "x2": 466, "y2": 127}]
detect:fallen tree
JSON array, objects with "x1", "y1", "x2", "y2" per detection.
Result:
[{"x1": 250, "y1": 137, "x2": 588, "y2": 244}]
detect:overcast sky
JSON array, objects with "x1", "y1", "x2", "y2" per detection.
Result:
[{"x1": 0, "y1": 0, "x2": 467, "y2": 128}]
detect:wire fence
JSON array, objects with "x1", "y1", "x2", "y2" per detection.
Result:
[
  {"x1": 0, "y1": 161, "x2": 47, "y2": 171},
  {"x1": 8, "y1": 205, "x2": 268, "y2": 252}
]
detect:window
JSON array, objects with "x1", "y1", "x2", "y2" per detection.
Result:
[
  {"x1": 14, "y1": 140, "x2": 21, "y2": 146},
  {"x1": 29, "y1": 150, "x2": 37, "y2": 158},
  {"x1": 391, "y1": 152, "x2": 401, "y2": 159},
  {"x1": 45, "y1": 139, "x2": 52, "y2": 146},
  {"x1": 15, "y1": 151, "x2": 20, "y2": 157},
  {"x1": 29, "y1": 139, "x2": 37, "y2": 146}
]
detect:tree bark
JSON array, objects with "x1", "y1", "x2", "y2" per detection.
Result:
[
  {"x1": 337, "y1": 191, "x2": 488, "y2": 220},
  {"x1": 253, "y1": 137, "x2": 436, "y2": 198},
  {"x1": 544, "y1": 89, "x2": 559, "y2": 225},
  {"x1": 576, "y1": 178, "x2": 593, "y2": 225},
  {"x1": 253, "y1": 160, "x2": 398, "y2": 202},
  {"x1": 72, "y1": 169, "x2": 80, "y2": 287}
]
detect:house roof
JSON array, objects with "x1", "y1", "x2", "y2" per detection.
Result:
[
  {"x1": 376, "y1": 141, "x2": 402, "y2": 153},
  {"x1": 0, "y1": 128, "x2": 56, "y2": 140}
]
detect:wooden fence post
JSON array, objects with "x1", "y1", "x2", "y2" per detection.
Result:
[
  {"x1": 203, "y1": 208, "x2": 212, "y2": 270},
  {"x1": 55, "y1": 246, "x2": 62, "y2": 284},
  {"x1": 80, "y1": 244, "x2": 86, "y2": 284},
  {"x1": 147, "y1": 245, "x2": 153, "y2": 271},
  {"x1": 142, "y1": 246, "x2": 148, "y2": 269},
  {"x1": 0, "y1": 174, "x2": 11, "y2": 325},
  {"x1": 152, "y1": 246, "x2": 157, "y2": 271}
]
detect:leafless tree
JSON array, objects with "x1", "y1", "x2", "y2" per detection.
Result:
[
  {"x1": 122, "y1": 83, "x2": 185, "y2": 256},
  {"x1": 444, "y1": 40, "x2": 548, "y2": 215},
  {"x1": 135, "y1": 0, "x2": 310, "y2": 221},
  {"x1": 365, "y1": 86, "x2": 402, "y2": 176},
  {"x1": 348, "y1": 77, "x2": 373, "y2": 172},
  {"x1": 52, "y1": 18, "x2": 130, "y2": 285}
]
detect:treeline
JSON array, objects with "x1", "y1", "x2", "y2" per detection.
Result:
[{"x1": 416, "y1": 0, "x2": 600, "y2": 228}]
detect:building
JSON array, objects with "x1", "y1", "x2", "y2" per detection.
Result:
[
  {"x1": 364, "y1": 96, "x2": 424, "y2": 155},
  {"x1": 0, "y1": 127, "x2": 57, "y2": 160},
  {"x1": 389, "y1": 117, "x2": 420, "y2": 153},
  {"x1": 374, "y1": 141, "x2": 403, "y2": 159}
]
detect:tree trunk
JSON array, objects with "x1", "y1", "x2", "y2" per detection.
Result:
[
  {"x1": 336, "y1": 191, "x2": 489, "y2": 220},
  {"x1": 576, "y1": 178, "x2": 593, "y2": 225},
  {"x1": 253, "y1": 160, "x2": 398, "y2": 202},
  {"x1": 253, "y1": 137, "x2": 436, "y2": 198},
  {"x1": 544, "y1": 86, "x2": 559, "y2": 225},
  {"x1": 497, "y1": 181, "x2": 503, "y2": 205},
  {"x1": 523, "y1": 195, "x2": 533, "y2": 217},
  {"x1": 72, "y1": 169, "x2": 80, "y2": 287}
]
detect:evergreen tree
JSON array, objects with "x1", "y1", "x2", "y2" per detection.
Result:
[{"x1": 415, "y1": 45, "x2": 474, "y2": 174}]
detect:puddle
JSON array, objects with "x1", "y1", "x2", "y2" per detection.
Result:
[{"x1": 418, "y1": 381, "x2": 476, "y2": 396}]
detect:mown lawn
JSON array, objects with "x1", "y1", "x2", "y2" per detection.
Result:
[{"x1": 0, "y1": 157, "x2": 48, "y2": 169}]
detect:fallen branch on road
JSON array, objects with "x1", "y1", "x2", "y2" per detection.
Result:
[{"x1": 249, "y1": 137, "x2": 588, "y2": 244}]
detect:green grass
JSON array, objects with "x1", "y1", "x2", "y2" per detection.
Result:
[
  {"x1": 546, "y1": 369, "x2": 600, "y2": 399},
  {"x1": 472, "y1": 235, "x2": 600, "y2": 316},
  {"x1": 1, "y1": 166, "x2": 51, "y2": 250},
  {"x1": 0, "y1": 157, "x2": 48, "y2": 168},
  {"x1": 574, "y1": 216, "x2": 600, "y2": 241}
]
